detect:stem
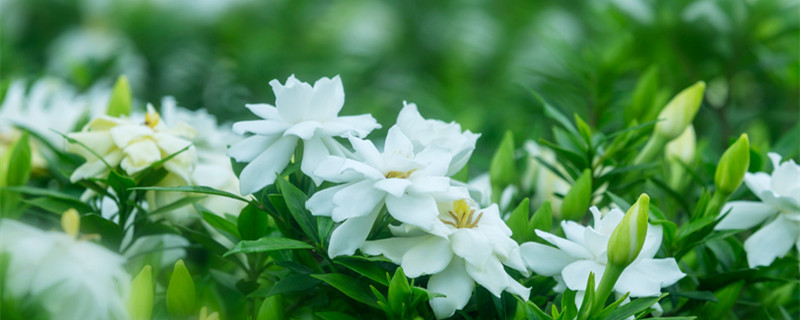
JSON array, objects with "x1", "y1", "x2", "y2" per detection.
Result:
[
  {"x1": 704, "y1": 190, "x2": 730, "y2": 218},
  {"x1": 592, "y1": 263, "x2": 625, "y2": 315},
  {"x1": 633, "y1": 134, "x2": 668, "y2": 166}
]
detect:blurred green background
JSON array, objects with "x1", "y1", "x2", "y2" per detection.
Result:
[{"x1": 2, "y1": 0, "x2": 798, "y2": 167}]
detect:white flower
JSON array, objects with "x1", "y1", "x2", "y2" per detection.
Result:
[
  {"x1": 715, "y1": 152, "x2": 800, "y2": 268},
  {"x1": 306, "y1": 126, "x2": 468, "y2": 258},
  {"x1": 228, "y1": 75, "x2": 380, "y2": 194},
  {"x1": 520, "y1": 207, "x2": 684, "y2": 309},
  {"x1": 521, "y1": 141, "x2": 570, "y2": 217},
  {"x1": 0, "y1": 219, "x2": 130, "y2": 320},
  {"x1": 396, "y1": 101, "x2": 480, "y2": 176},
  {"x1": 362, "y1": 199, "x2": 530, "y2": 319},
  {"x1": 66, "y1": 105, "x2": 197, "y2": 183}
]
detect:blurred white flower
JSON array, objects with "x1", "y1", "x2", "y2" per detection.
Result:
[
  {"x1": 362, "y1": 199, "x2": 529, "y2": 319},
  {"x1": 0, "y1": 219, "x2": 130, "y2": 320},
  {"x1": 228, "y1": 75, "x2": 380, "y2": 194},
  {"x1": 66, "y1": 105, "x2": 197, "y2": 183},
  {"x1": 306, "y1": 126, "x2": 468, "y2": 258},
  {"x1": 396, "y1": 101, "x2": 480, "y2": 176},
  {"x1": 522, "y1": 141, "x2": 570, "y2": 218},
  {"x1": 716, "y1": 152, "x2": 800, "y2": 268},
  {"x1": 520, "y1": 207, "x2": 684, "y2": 310}
]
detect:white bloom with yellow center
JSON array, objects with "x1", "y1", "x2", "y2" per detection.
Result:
[
  {"x1": 520, "y1": 207, "x2": 684, "y2": 310},
  {"x1": 0, "y1": 219, "x2": 130, "y2": 320},
  {"x1": 306, "y1": 126, "x2": 468, "y2": 258},
  {"x1": 362, "y1": 199, "x2": 530, "y2": 319},
  {"x1": 716, "y1": 153, "x2": 800, "y2": 268},
  {"x1": 66, "y1": 105, "x2": 196, "y2": 183},
  {"x1": 228, "y1": 75, "x2": 380, "y2": 194},
  {"x1": 396, "y1": 101, "x2": 480, "y2": 176}
]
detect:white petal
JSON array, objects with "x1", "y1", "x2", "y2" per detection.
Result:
[
  {"x1": 744, "y1": 172, "x2": 772, "y2": 201},
  {"x1": 272, "y1": 75, "x2": 313, "y2": 123},
  {"x1": 561, "y1": 260, "x2": 606, "y2": 291},
  {"x1": 66, "y1": 131, "x2": 115, "y2": 160},
  {"x1": 616, "y1": 258, "x2": 684, "y2": 297},
  {"x1": 70, "y1": 150, "x2": 123, "y2": 182},
  {"x1": 450, "y1": 229, "x2": 492, "y2": 268},
  {"x1": 120, "y1": 139, "x2": 161, "y2": 174},
  {"x1": 385, "y1": 194, "x2": 447, "y2": 236},
  {"x1": 407, "y1": 176, "x2": 450, "y2": 194},
  {"x1": 744, "y1": 214, "x2": 799, "y2": 268},
  {"x1": 238, "y1": 136, "x2": 297, "y2": 195},
  {"x1": 327, "y1": 208, "x2": 381, "y2": 258},
  {"x1": 320, "y1": 114, "x2": 381, "y2": 138},
  {"x1": 519, "y1": 242, "x2": 578, "y2": 276},
  {"x1": 310, "y1": 75, "x2": 344, "y2": 120},
  {"x1": 401, "y1": 236, "x2": 453, "y2": 277},
  {"x1": 284, "y1": 121, "x2": 321, "y2": 140},
  {"x1": 232, "y1": 120, "x2": 290, "y2": 135},
  {"x1": 109, "y1": 124, "x2": 152, "y2": 148},
  {"x1": 583, "y1": 227, "x2": 609, "y2": 258},
  {"x1": 636, "y1": 224, "x2": 663, "y2": 260},
  {"x1": 384, "y1": 126, "x2": 414, "y2": 158},
  {"x1": 244, "y1": 103, "x2": 279, "y2": 120},
  {"x1": 715, "y1": 201, "x2": 777, "y2": 230},
  {"x1": 464, "y1": 257, "x2": 508, "y2": 297},
  {"x1": 313, "y1": 156, "x2": 383, "y2": 183},
  {"x1": 534, "y1": 230, "x2": 594, "y2": 260},
  {"x1": 771, "y1": 158, "x2": 800, "y2": 197},
  {"x1": 361, "y1": 236, "x2": 430, "y2": 264},
  {"x1": 413, "y1": 146, "x2": 451, "y2": 177},
  {"x1": 373, "y1": 178, "x2": 412, "y2": 198},
  {"x1": 331, "y1": 180, "x2": 384, "y2": 222},
  {"x1": 428, "y1": 258, "x2": 475, "y2": 320},
  {"x1": 348, "y1": 137, "x2": 383, "y2": 169},
  {"x1": 562, "y1": 221, "x2": 586, "y2": 244},
  {"x1": 301, "y1": 137, "x2": 330, "y2": 185},
  {"x1": 306, "y1": 184, "x2": 348, "y2": 217},
  {"x1": 227, "y1": 135, "x2": 279, "y2": 163}
]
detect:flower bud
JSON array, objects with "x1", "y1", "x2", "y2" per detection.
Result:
[
  {"x1": 654, "y1": 81, "x2": 705, "y2": 140},
  {"x1": 665, "y1": 125, "x2": 696, "y2": 165},
  {"x1": 714, "y1": 134, "x2": 750, "y2": 194},
  {"x1": 107, "y1": 75, "x2": 132, "y2": 117},
  {"x1": 127, "y1": 265, "x2": 153, "y2": 320},
  {"x1": 166, "y1": 259, "x2": 196, "y2": 317},
  {"x1": 561, "y1": 169, "x2": 593, "y2": 221},
  {"x1": 61, "y1": 208, "x2": 80, "y2": 239},
  {"x1": 607, "y1": 194, "x2": 650, "y2": 267}
]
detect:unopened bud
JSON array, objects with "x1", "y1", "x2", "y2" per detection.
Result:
[
  {"x1": 61, "y1": 208, "x2": 80, "y2": 239},
  {"x1": 166, "y1": 259, "x2": 196, "y2": 317},
  {"x1": 127, "y1": 265, "x2": 153, "y2": 320},
  {"x1": 607, "y1": 194, "x2": 650, "y2": 267},
  {"x1": 665, "y1": 125, "x2": 696, "y2": 164},
  {"x1": 715, "y1": 134, "x2": 750, "y2": 194},
  {"x1": 655, "y1": 81, "x2": 705, "y2": 140}
]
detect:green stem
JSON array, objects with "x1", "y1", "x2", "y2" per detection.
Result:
[
  {"x1": 704, "y1": 190, "x2": 730, "y2": 218},
  {"x1": 633, "y1": 134, "x2": 668, "y2": 166},
  {"x1": 592, "y1": 263, "x2": 625, "y2": 315}
]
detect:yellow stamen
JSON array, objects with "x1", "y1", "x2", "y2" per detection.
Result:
[
  {"x1": 61, "y1": 208, "x2": 80, "y2": 239},
  {"x1": 440, "y1": 199, "x2": 483, "y2": 229},
  {"x1": 385, "y1": 169, "x2": 416, "y2": 179},
  {"x1": 144, "y1": 111, "x2": 160, "y2": 128}
]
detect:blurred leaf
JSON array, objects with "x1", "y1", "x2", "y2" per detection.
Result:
[
  {"x1": 6, "y1": 131, "x2": 31, "y2": 186},
  {"x1": 224, "y1": 237, "x2": 312, "y2": 257},
  {"x1": 201, "y1": 209, "x2": 240, "y2": 241},
  {"x1": 249, "y1": 274, "x2": 320, "y2": 298},
  {"x1": 237, "y1": 204, "x2": 269, "y2": 241},
  {"x1": 312, "y1": 273, "x2": 380, "y2": 309},
  {"x1": 490, "y1": 130, "x2": 517, "y2": 193},
  {"x1": 131, "y1": 186, "x2": 249, "y2": 202}
]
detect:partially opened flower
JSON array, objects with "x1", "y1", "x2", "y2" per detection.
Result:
[
  {"x1": 520, "y1": 207, "x2": 684, "y2": 310},
  {"x1": 396, "y1": 101, "x2": 480, "y2": 176},
  {"x1": 306, "y1": 126, "x2": 468, "y2": 258},
  {"x1": 362, "y1": 199, "x2": 530, "y2": 319},
  {"x1": 228, "y1": 75, "x2": 380, "y2": 194},
  {"x1": 0, "y1": 219, "x2": 130, "y2": 320},
  {"x1": 66, "y1": 105, "x2": 197, "y2": 183},
  {"x1": 715, "y1": 152, "x2": 800, "y2": 268}
]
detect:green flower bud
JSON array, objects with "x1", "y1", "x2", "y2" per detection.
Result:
[
  {"x1": 714, "y1": 134, "x2": 750, "y2": 194},
  {"x1": 607, "y1": 194, "x2": 650, "y2": 267},
  {"x1": 107, "y1": 75, "x2": 132, "y2": 117},
  {"x1": 654, "y1": 81, "x2": 706, "y2": 140},
  {"x1": 127, "y1": 265, "x2": 153, "y2": 320},
  {"x1": 166, "y1": 259, "x2": 196, "y2": 317},
  {"x1": 561, "y1": 169, "x2": 593, "y2": 221},
  {"x1": 665, "y1": 125, "x2": 696, "y2": 165}
]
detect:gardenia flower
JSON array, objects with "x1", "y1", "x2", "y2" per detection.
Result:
[
  {"x1": 228, "y1": 75, "x2": 380, "y2": 194},
  {"x1": 520, "y1": 207, "x2": 684, "y2": 310},
  {"x1": 306, "y1": 126, "x2": 468, "y2": 258},
  {"x1": 66, "y1": 105, "x2": 197, "y2": 184},
  {"x1": 396, "y1": 101, "x2": 480, "y2": 176},
  {"x1": 0, "y1": 219, "x2": 130, "y2": 320},
  {"x1": 361, "y1": 199, "x2": 530, "y2": 319},
  {"x1": 715, "y1": 153, "x2": 800, "y2": 268}
]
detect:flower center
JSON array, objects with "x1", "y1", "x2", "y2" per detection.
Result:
[
  {"x1": 145, "y1": 110, "x2": 160, "y2": 128},
  {"x1": 385, "y1": 169, "x2": 415, "y2": 179},
  {"x1": 441, "y1": 199, "x2": 483, "y2": 229}
]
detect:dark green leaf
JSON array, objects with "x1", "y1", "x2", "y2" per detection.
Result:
[
  {"x1": 311, "y1": 273, "x2": 380, "y2": 309},
  {"x1": 237, "y1": 204, "x2": 269, "y2": 241},
  {"x1": 130, "y1": 186, "x2": 249, "y2": 202},
  {"x1": 276, "y1": 178, "x2": 319, "y2": 244},
  {"x1": 224, "y1": 237, "x2": 313, "y2": 257}
]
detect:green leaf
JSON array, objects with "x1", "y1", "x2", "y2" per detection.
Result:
[
  {"x1": 149, "y1": 196, "x2": 204, "y2": 217},
  {"x1": 316, "y1": 311, "x2": 358, "y2": 320},
  {"x1": 311, "y1": 273, "x2": 380, "y2": 309},
  {"x1": 5, "y1": 131, "x2": 31, "y2": 186},
  {"x1": 508, "y1": 198, "x2": 531, "y2": 243},
  {"x1": 257, "y1": 294, "x2": 285, "y2": 320},
  {"x1": 699, "y1": 281, "x2": 744, "y2": 319},
  {"x1": 560, "y1": 169, "x2": 592, "y2": 221},
  {"x1": 107, "y1": 76, "x2": 132, "y2": 117},
  {"x1": 276, "y1": 178, "x2": 319, "y2": 244},
  {"x1": 237, "y1": 204, "x2": 270, "y2": 241},
  {"x1": 602, "y1": 293, "x2": 666, "y2": 320},
  {"x1": 490, "y1": 130, "x2": 516, "y2": 198},
  {"x1": 530, "y1": 201, "x2": 553, "y2": 241},
  {"x1": 201, "y1": 209, "x2": 240, "y2": 240},
  {"x1": 573, "y1": 113, "x2": 592, "y2": 148},
  {"x1": 335, "y1": 257, "x2": 390, "y2": 286},
  {"x1": 22, "y1": 197, "x2": 92, "y2": 215},
  {"x1": 166, "y1": 259, "x2": 196, "y2": 317},
  {"x1": 80, "y1": 214, "x2": 124, "y2": 250},
  {"x1": 531, "y1": 90, "x2": 577, "y2": 134},
  {"x1": 224, "y1": 237, "x2": 313, "y2": 257},
  {"x1": 249, "y1": 274, "x2": 321, "y2": 298},
  {"x1": 130, "y1": 185, "x2": 249, "y2": 202},
  {"x1": 387, "y1": 268, "x2": 412, "y2": 314}
]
